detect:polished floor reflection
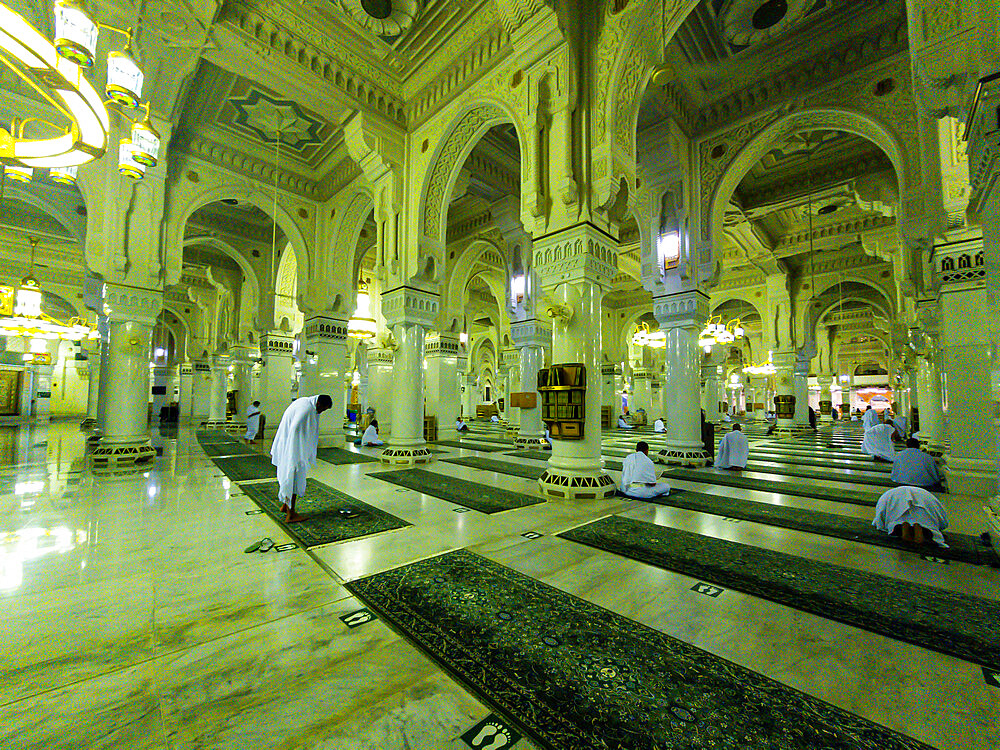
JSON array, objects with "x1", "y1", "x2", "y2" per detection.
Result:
[{"x1": 1, "y1": 420, "x2": 997, "y2": 749}]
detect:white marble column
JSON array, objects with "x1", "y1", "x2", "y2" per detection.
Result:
[
  {"x1": 91, "y1": 286, "x2": 161, "y2": 466},
  {"x1": 916, "y1": 351, "x2": 947, "y2": 453},
  {"x1": 258, "y1": 332, "x2": 296, "y2": 431},
  {"x1": 631, "y1": 366, "x2": 653, "y2": 418},
  {"x1": 773, "y1": 350, "x2": 797, "y2": 432},
  {"x1": 425, "y1": 333, "x2": 461, "y2": 441},
  {"x1": 380, "y1": 286, "x2": 437, "y2": 465},
  {"x1": 95, "y1": 317, "x2": 111, "y2": 436},
  {"x1": 841, "y1": 374, "x2": 852, "y2": 417},
  {"x1": 657, "y1": 291, "x2": 709, "y2": 466},
  {"x1": 82, "y1": 353, "x2": 100, "y2": 428},
  {"x1": 601, "y1": 363, "x2": 617, "y2": 409},
  {"x1": 512, "y1": 319, "x2": 549, "y2": 449},
  {"x1": 178, "y1": 363, "x2": 194, "y2": 422},
  {"x1": 701, "y1": 364, "x2": 720, "y2": 422},
  {"x1": 793, "y1": 354, "x2": 810, "y2": 427},
  {"x1": 367, "y1": 346, "x2": 395, "y2": 433},
  {"x1": 191, "y1": 361, "x2": 212, "y2": 423},
  {"x1": 301, "y1": 316, "x2": 350, "y2": 446},
  {"x1": 818, "y1": 375, "x2": 834, "y2": 423},
  {"x1": 355, "y1": 344, "x2": 369, "y2": 413},
  {"x1": 232, "y1": 354, "x2": 254, "y2": 425},
  {"x1": 505, "y1": 351, "x2": 521, "y2": 437},
  {"x1": 150, "y1": 366, "x2": 176, "y2": 422},
  {"x1": 206, "y1": 355, "x2": 230, "y2": 425},
  {"x1": 31, "y1": 363, "x2": 53, "y2": 421}
]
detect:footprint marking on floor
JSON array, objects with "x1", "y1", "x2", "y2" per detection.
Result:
[{"x1": 471, "y1": 722, "x2": 511, "y2": 749}]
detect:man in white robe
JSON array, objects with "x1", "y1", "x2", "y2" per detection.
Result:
[
  {"x1": 620, "y1": 442, "x2": 670, "y2": 499},
  {"x1": 716, "y1": 423, "x2": 750, "y2": 470},
  {"x1": 490, "y1": 414, "x2": 499, "y2": 423},
  {"x1": 653, "y1": 418, "x2": 665, "y2": 433},
  {"x1": 455, "y1": 418, "x2": 470, "y2": 433},
  {"x1": 862, "y1": 405, "x2": 879, "y2": 430},
  {"x1": 270, "y1": 394, "x2": 332, "y2": 522},
  {"x1": 891, "y1": 438, "x2": 942, "y2": 490},
  {"x1": 362, "y1": 419, "x2": 384, "y2": 446},
  {"x1": 544, "y1": 428, "x2": 553, "y2": 447},
  {"x1": 617, "y1": 416, "x2": 634, "y2": 430},
  {"x1": 873, "y1": 485, "x2": 949, "y2": 547},
  {"x1": 863, "y1": 422, "x2": 900, "y2": 463},
  {"x1": 244, "y1": 401, "x2": 261, "y2": 444}
]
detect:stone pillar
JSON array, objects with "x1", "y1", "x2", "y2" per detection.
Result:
[
  {"x1": 655, "y1": 290, "x2": 710, "y2": 466},
  {"x1": 425, "y1": 333, "x2": 461, "y2": 441},
  {"x1": 150, "y1": 366, "x2": 175, "y2": 422},
  {"x1": 701, "y1": 364, "x2": 720, "y2": 422},
  {"x1": 232, "y1": 353, "x2": 254, "y2": 425},
  {"x1": 504, "y1": 348, "x2": 521, "y2": 438},
  {"x1": 818, "y1": 375, "x2": 834, "y2": 423},
  {"x1": 191, "y1": 360, "x2": 212, "y2": 423},
  {"x1": 512, "y1": 319, "x2": 549, "y2": 449},
  {"x1": 916, "y1": 351, "x2": 947, "y2": 454},
  {"x1": 367, "y1": 346, "x2": 395, "y2": 433},
  {"x1": 773, "y1": 350, "x2": 797, "y2": 433},
  {"x1": 82, "y1": 348, "x2": 100, "y2": 428},
  {"x1": 205, "y1": 355, "x2": 230, "y2": 426},
  {"x1": 32, "y1": 363, "x2": 53, "y2": 421},
  {"x1": 258, "y1": 332, "x2": 296, "y2": 430},
  {"x1": 841, "y1": 374, "x2": 852, "y2": 417},
  {"x1": 356, "y1": 344, "x2": 369, "y2": 413},
  {"x1": 91, "y1": 285, "x2": 161, "y2": 468},
  {"x1": 95, "y1": 317, "x2": 111, "y2": 435},
  {"x1": 631, "y1": 366, "x2": 653, "y2": 418},
  {"x1": 379, "y1": 286, "x2": 437, "y2": 465},
  {"x1": 601, "y1": 363, "x2": 617, "y2": 409},
  {"x1": 179, "y1": 363, "x2": 194, "y2": 422},
  {"x1": 301, "y1": 315, "x2": 350, "y2": 447},
  {"x1": 793, "y1": 353, "x2": 810, "y2": 428}
]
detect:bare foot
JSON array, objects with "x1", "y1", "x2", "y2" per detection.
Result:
[
  {"x1": 279, "y1": 503, "x2": 289, "y2": 513},
  {"x1": 285, "y1": 512, "x2": 306, "y2": 523},
  {"x1": 913, "y1": 524, "x2": 926, "y2": 545},
  {"x1": 900, "y1": 522, "x2": 914, "y2": 544}
]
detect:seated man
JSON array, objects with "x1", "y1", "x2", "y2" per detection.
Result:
[
  {"x1": 873, "y1": 485, "x2": 949, "y2": 547},
  {"x1": 544, "y1": 428, "x2": 553, "y2": 447},
  {"x1": 862, "y1": 405, "x2": 879, "y2": 430},
  {"x1": 362, "y1": 419, "x2": 384, "y2": 446},
  {"x1": 716, "y1": 423, "x2": 750, "y2": 470},
  {"x1": 620, "y1": 441, "x2": 670, "y2": 499},
  {"x1": 490, "y1": 414, "x2": 499, "y2": 423},
  {"x1": 617, "y1": 416, "x2": 634, "y2": 429},
  {"x1": 455, "y1": 417, "x2": 470, "y2": 433},
  {"x1": 863, "y1": 422, "x2": 900, "y2": 463},
  {"x1": 891, "y1": 438, "x2": 943, "y2": 490},
  {"x1": 653, "y1": 417, "x2": 665, "y2": 433}
]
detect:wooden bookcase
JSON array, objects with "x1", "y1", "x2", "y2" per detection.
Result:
[
  {"x1": 538, "y1": 363, "x2": 586, "y2": 440},
  {"x1": 423, "y1": 415, "x2": 438, "y2": 442}
]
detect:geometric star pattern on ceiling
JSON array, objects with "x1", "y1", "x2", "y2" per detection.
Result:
[{"x1": 229, "y1": 89, "x2": 324, "y2": 150}]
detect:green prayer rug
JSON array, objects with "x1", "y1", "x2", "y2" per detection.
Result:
[
  {"x1": 750, "y1": 452, "x2": 893, "y2": 473},
  {"x1": 240, "y1": 478, "x2": 409, "y2": 548},
  {"x1": 664, "y1": 467, "x2": 878, "y2": 506},
  {"x1": 433, "y1": 440, "x2": 511, "y2": 452},
  {"x1": 442, "y1": 456, "x2": 545, "y2": 480},
  {"x1": 211, "y1": 454, "x2": 277, "y2": 482},
  {"x1": 347, "y1": 549, "x2": 937, "y2": 750},
  {"x1": 741, "y1": 462, "x2": 898, "y2": 488},
  {"x1": 504, "y1": 449, "x2": 551, "y2": 461},
  {"x1": 201, "y1": 441, "x2": 256, "y2": 457},
  {"x1": 560, "y1": 516, "x2": 1000, "y2": 670},
  {"x1": 641, "y1": 490, "x2": 994, "y2": 565},
  {"x1": 372, "y1": 468, "x2": 543, "y2": 513},
  {"x1": 316, "y1": 447, "x2": 379, "y2": 465}
]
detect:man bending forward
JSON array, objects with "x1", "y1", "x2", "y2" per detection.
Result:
[{"x1": 270, "y1": 394, "x2": 332, "y2": 522}]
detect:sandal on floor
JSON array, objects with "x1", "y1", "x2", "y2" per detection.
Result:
[
  {"x1": 244, "y1": 539, "x2": 264, "y2": 553},
  {"x1": 258, "y1": 538, "x2": 275, "y2": 552}
]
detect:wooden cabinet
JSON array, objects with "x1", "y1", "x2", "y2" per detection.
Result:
[
  {"x1": 538, "y1": 364, "x2": 586, "y2": 440},
  {"x1": 423, "y1": 416, "x2": 438, "y2": 442}
]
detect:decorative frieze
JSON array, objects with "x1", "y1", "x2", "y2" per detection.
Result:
[
  {"x1": 532, "y1": 223, "x2": 618, "y2": 290},
  {"x1": 652, "y1": 289, "x2": 709, "y2": 330},
  {"x1": 103, "y1": 284, "x2": 163, "y2": 326},
  {"x1": 425, "y1": 336, "x2": 461, "y2": 357},
  {"x1": 381, "y1": 285, "x2": 441, "y2": 330},
  {"x1": 304, "y1": 316, "x2": 349, "y2": 344},
  {"x1": 261, "y1": 334, "x2": 296, "y2": 357},
  {"x1": 510, "y1": 318, "x2": 551, "y2": 349},
  {"x1": 934, "y1": 237, "x2": 985, "y2": 287}
]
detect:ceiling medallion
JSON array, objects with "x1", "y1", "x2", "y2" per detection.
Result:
[
  {"x1": 342, "y1": 0, "x2": 420, "y2": 39},
  {"x1": 721, "y1": 0, "x2": 812, "y2": 50}
]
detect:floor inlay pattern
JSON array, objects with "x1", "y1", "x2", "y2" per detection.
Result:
[
  {"x1": 347, "y1": 549, "x2": 937, "y2": 750},
  {"x1": 560, "y1": 516, "x2": 1000, "y2": 669}
]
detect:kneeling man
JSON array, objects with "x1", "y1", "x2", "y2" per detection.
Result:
[
  {"x1": 620, "y1": 441, "x2": 670, "y2": 499},
  {"x1": 863, "y1": 422, "x2": 900, "y2": 463},
  {"x1": 891, "y1": 438, "x2": 942, "y2": 491},
  {"x1": 716, "y1": 423, "x2": 750, "y2": 470},
  {"x1": 873, "y1": 485, "x2": 949, "y2": 547},
  {"x1": 270, "y1": 394, "x2": 332, "y2": 523}
]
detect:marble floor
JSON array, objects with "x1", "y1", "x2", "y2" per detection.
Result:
[{"x1": 1, "y1": 419, "x2": 998, "y2": 749}]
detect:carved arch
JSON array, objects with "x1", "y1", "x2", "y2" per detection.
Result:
[{"x1": 447, "y1": 238, "x2": 510, "y2": 315}]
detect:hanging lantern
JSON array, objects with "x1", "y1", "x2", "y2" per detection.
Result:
[
  {"x1": 4, "y1": 165, "x2": 33, "y2": 183},
  {"x1": 348, "y1": 285, "x2": 377, "y2": 339},
  {"x1": 14, "y1": 278, "x2": 42, "y2": 317},
  {"x1": 53, "y1": 0, "x2": 98, "y2": 67},
  {"x1": 106, "y1": 45, "x2": 143, "y2": 106},
  {"x1": 117, "y1": 138, "x2": 144, "y2": 179},
  {"x1": 129, "y1": 117, "x2": 159, "y2": 167},
  {"x1": 49, "y1": 164, "x2": 78, "y2": 185}
]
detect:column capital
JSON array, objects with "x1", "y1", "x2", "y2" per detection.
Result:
[
  {"x1": 368, "y1": 347, "x2": 395, "y2": 366},
  {"x1": 533, "y1": 222, "x2": 618, "y2": 291},
  {"x1": 103, "y1": 284, "x2": 162, "y2": 326},
  {"x1": 425, "y1": 334, "x2": 460, "y2": 359},
  {"x1": 382, "y1": 285, "x2": 440, "y2": 330},
  {"x1": 260, "y1": 332, "x2": 296, "y2": 358},
  {"x1": 600, "y1": 363, "x2": 619, "y2": 377},
  {"x1": 652, "y1": 289, "x2": 709, "y2": 330},
  {"x1": 511, "y1": 318, "x2": 552, "y2": 349},
  {"x1": 304, "y1": 315, "x2": 349, "y2": 345}
]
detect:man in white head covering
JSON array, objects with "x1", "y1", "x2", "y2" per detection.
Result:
[
  {"x1": 455, "y1": 417, "x2": 470, "y2": 433},
  {"x1": 270, "y1": 394, "x2": 332, "y2": 522},
  {"x1": 873, "y1": 485, "x2": 949, "y2": 547},
  {"x1": 620, "y1": 441, "x2": 670, "y2": 498},
  {"x1": 716, "y1": 423, "x2": 750, "y2": 470},
  {"x1": 862, "y1": 405, "x2": 879, "y2": 430},
  {"x1": 653, "y1": 417, "x2": 665, "y2": 433},
  {"x1": 244, "y1": 400, "x2": 261, "y2": 444},
  {"x1": 362, "y1": 418, "x2": 384, "y2": 446},
  {"x1": 891, "y1": 438, "x2": 942, "y2": 490},
  {"x1": 863, "y1": 421, "x2": 900, "y2": 463},
  {"x1": 490, "y1": 414, "x2": 499, "y2": 423},
  {"x1": 617, "y1": 416, "x2": 634, "y2": 430}
]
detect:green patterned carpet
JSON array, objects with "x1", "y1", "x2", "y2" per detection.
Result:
[
  {"x1": 240, "y1": 478, "x2": 410, "y2": 548},
  {"x1": 347, "y1": 550, "x2": 936, "y2": 750},
  {"x1": 317, "y1": 447, "x2": 379, "y2": 465},
  {"x1": 442, "y1": 456, "x2": 545, "y2": 480},
  {"x1": 211, "y1": 454, "x2": 277, "y2": 482},
  {"x1": 749, "y1": 452, "x2": 893, "y2": 473},
  {"x1": 372, "y1": 469, "x2": 544, "y2": 513},
  {"x1": 505, "y1": 449, "x2": 552, "y2": 461},
  {"x1": 665, "y1": 467, "x2": 879, "y2": 506},
  {"x1": 740, "y1": 462, "x2": 898, "y2": 488},
  {"x1": 642, "y1": 490, "x2": 995, "y2": 565},
  {"x1": 201, "y1": 441, "x2": 256, "y2": 457},
  {"x1": 560, "y1": 516, "x2": 1000, "y2": 669},
  {"x1": 433, "y1": 440, "x2": 511, "y2": 452},
  {"x1": 195, "y1": 430, "x2": 240, "y2": 445}
]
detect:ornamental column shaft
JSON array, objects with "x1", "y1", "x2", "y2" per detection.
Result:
[
  {"x1": 793, "y1": 354, "x2": 810, "y2": 427},
  {"x1": 96, "y1": 319, "x2": 111, "y2": 434},
  {"x1": 512, "y1": 319, "x2": 549, "y2": 449},
  {"x1": 380, "y1": 285, "x2": 438, "y2": 465},
  {"x1": 258, "y1": 333, "x2": 296, "y2": 429},
  {"x1": 83, "y1": 352, "x2": 100, "y2": 428},
  {"x1": 655, "y1": 290, "x2": 709, "y2": 466},
  {"x1": 773, "y1": 350, "x2": 797, "y2": 433},
  {"x1": 151, "y1": 366, "x2": 176, "y2": 421},
  {"x1": 207, "y1": 356, "x2": 230, "y2": 425},
  {"x1": 818, "y1": 375, "x2": 834, "y2": 423},
  {"x1": 425, "y1": 334, "x2": 461, "y2": 441},
  {"x1": 916, "y1": 353, "x2": 947, "y2": 453},
  {"x1": 367, "y1": 346, "x2": 395, "y2": 432},
  {"x1": 301, "y1": 316, "x2": 350, "y2": 446},
  {"x1": 631, "y1": 366, "x2": 653, "y2": 417},
  {"x1": 701, "y1": 364, "x2": 720, "y2": 422},
  {"x1": 191, "y1": 361, "x2": 212, "y2": 423}
]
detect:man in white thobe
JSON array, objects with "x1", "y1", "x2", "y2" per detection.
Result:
[
  {"x1": 716, "y1": 423, "x2": 750, "y2": 470},
  {"x1": 455, "y1": 418, "x2": 470, "y2": 433},
  {"x1": 270, "y1": 394, "x2": 332, "y2": 523},
  {"x1": 873, "y1": 485, "x2": 949, "y2": 547},
  {"x1": 490, "y1": 414, "x2": 499, "y2": 423},
  {"x1": 362, "y1": 419, "x2": 384, "y2": 446},
  {"x1": 620, "y1": 442, "x2": 670, "y2": 499},
  {"x1": 244, "y1": 400, "x2": 261, "y2": 444},
  {"x1": 862, "y1": 405, "x2": 879, "y2": 430},
  {"x1": 617, "y1": 416, "x2": 634, "y2": 430},
  {"x1": 863, "y1": 422, "x2": 900, "y2": 463},
  {"x1": 653, "y1": 418, "x2": 665, "y2": 433},
  {"x1": 891, "y1": 438, "x2": 942, "y2": 490}
]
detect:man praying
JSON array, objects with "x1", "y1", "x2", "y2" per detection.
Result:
[
  {"x1": 891, "y1": 438, "x2": 943, "y2": 491},
  {"x1": 455, "y1": 417, "x2": 470, "y2": 433},
  {"x1": 362, "y1": 418, "x2": 384, "y2": 446},
  {"x1": 653, "y1": 417, "x2": 665, "y2": 433},
  {"x1": 716, "y1": 423, "x2": 750, "y2": 470},
  {"x1": 873, "y1": 485, "x2": 949, "y2": 547},
  {"x1": 863, "y1": 421, "x2": 901, "y2": 463},
  {"x1": 862, "y1": 404, "x2": 879, "y2": 430},
  {"x1": 245, "y1": 400, "x2": 261, "y2": 444},
  {"x1": 269, "y1": 394, "x2": 332, "y2": 523},
  {"x1": 620, "y1": 441, "x2": 670, "y2": 499},
  {"x1": 617, "y1": 416, "x2": 634, "y2": 430}
]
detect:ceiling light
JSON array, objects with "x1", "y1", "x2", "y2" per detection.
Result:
[
  {"x1": 53, "y1": 0, "x2": 97, "y2": 67},
  {"x1": 117, "y1": 138, "x2": 144, "y2": 179},
  {"x1": 49, "y1": 164, "x2": 77, "y2": 184},
  {"x1": 129, "y1": 114, "x2": 159, "y2": 167},
  {"x1": 4, "y1": 165, "x2": 32, "y2": 182},
  {"x1": 105, "y1": 44, "x2": 142, "y2": 106}
]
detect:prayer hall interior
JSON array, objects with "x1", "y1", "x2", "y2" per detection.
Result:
[{"x1": 1, "y1": 0, "x2": 998, "y2": 747}]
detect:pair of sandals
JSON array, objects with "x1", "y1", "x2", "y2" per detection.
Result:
[{"x1": 244, "y1": 537, "x2": 275, "y2": 553}]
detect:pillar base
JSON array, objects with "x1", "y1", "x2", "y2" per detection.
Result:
[
  {"x1": 515, "y1": 435, "x2": 549, "y2": 450},
  {"x1": 538, "y1": 468, "x2": 616, "y2": 500},
  {"x1": 505, "y1": 426, "x2": 520, "y2": 440},
  {"x1": 917, "y1": 435, "x2": 948, "y2": 457},
  {"x1": 944, "y1": 456, "x2": 997, "y2": 496},
  {"x1": 657, "y1": 448, "x2": 709, "y2": 467},
  {"x1": 90, "y1": 440, "x2": 156, "y2": 469},
  {"x1": 80, "y1": 418, "x2": 97, "y2": 429},
  {"x1": 380, "y1": 446, "x2": 433, "y2": 466}
]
